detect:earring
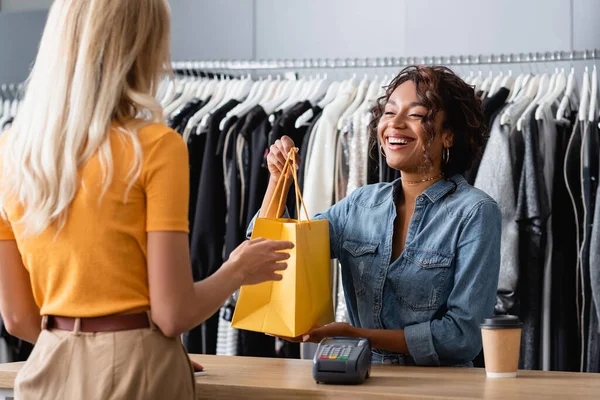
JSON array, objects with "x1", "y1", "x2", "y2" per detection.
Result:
[
  {"x1": 380, "y1": 145, "x2": 386, "y2": 158},
  {"x1": 443, "y1": 147, "x2": 450, "y2": 164}
]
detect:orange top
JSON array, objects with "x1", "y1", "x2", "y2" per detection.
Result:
[{"x1": 0, "y1": 122, "x2": 189, "y2": 317}]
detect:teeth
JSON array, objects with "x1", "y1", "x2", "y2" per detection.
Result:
[{"x1": 388, "y1": 137, "x2": 410, "y2": 145}]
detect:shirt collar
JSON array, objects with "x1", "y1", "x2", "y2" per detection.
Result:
[{"x1": 392, "y1": 174, "x2": 464, "y2": 203}]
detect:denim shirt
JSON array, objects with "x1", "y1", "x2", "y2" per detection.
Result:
[{"x1": 249, "y1": 175, "x2": 501, "y2": 366}]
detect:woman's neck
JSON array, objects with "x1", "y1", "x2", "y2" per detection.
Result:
[{"x1": 398, "y1": 169, "x2": 445, "y2": 203}]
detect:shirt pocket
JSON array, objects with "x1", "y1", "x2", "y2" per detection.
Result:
[
  {"x1": 342, "y1": 239, "x2": 379, "y2": 297},
  {"x1": 395, "y1": 247, "x2": 454, "y2": 311}
]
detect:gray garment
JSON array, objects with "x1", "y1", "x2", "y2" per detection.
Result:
[
  {"x1": 475, "y1": 116, "x2": 520, "y2": 315},
  {"x1": 587, "y1": 125, "x2": 600, "y2": 372},
  {"x1": 588, "y1": 302, "x2": 600, "y2": 372},
  {"x1": 581, "y1": 119, "x2": 600, "y2": 371},
  {"x1": 591, "y1": 159, "x2": 600, "y2": 329},
  {"x1": 538, "y1": 107, "x2": 558, "y2": 371}
]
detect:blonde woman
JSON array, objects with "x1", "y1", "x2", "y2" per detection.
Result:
[{"x1": 0, "y1": 1, "x2": 292, "y2": 398}]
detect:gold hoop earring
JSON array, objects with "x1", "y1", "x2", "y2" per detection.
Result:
[
  {"x1": 443, "y1": 147, "x2": 450, "y2": 164},
  {"x1": 380, "y1": 145, "x2": 386, "y2": 158}
]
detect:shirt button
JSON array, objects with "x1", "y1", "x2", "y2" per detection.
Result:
[
  {"x1": 419, "y1": 197, "x2": 425, "y2": 202},
  {"x1": 415, "y1": 215, "x2": 421, "y2": 220},
  {"x1": 423, "y1": 260, "x2": 429, "y2": 265}
]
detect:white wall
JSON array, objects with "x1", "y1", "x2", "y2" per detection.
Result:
[
  {"x1": 0, "y1": 0, "x2": 53, "y2": 12},
  {"x1": 254, "y1": 0, "x2": 586, "y2": 60},
  {"x1": 255, "y1": 0, "x2": 407, "y2": 59},
  {"x1": 0, "y1": 11, "x2": 47, "y2": 83},
  {"x1": 169, "y1": 0, "x2": 254, "y2": 61},
  {"x1": 1, "y1": 0, "x2": 600, "y2": 83}
]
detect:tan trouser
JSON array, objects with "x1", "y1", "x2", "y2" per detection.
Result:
[{"x1": 14, "y1": 318, "x2": 196, "y2": 400}]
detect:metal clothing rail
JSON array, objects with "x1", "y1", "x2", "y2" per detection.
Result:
[{"x1": 172, "y1": 49, "x2": 600, "y2": 72}]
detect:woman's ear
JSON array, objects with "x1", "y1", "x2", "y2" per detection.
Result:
[{"x1": 442, "y1": 130, "x2": 454, "y2": 148}]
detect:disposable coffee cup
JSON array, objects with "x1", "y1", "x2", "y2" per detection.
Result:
[{"x1": 480, "y1": 315, "x2": 522, "y2": 378}]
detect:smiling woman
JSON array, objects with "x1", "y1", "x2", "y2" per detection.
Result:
[
  {"x1": 258, "y1": 65, "x2": 502, "y2": 367},
  {"x1": 372, "y1": 65, "x2": 487, "y2": 180}
]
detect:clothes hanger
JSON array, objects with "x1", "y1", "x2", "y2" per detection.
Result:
[
  {"x1": 501, "y1": 70, "x2": 515, "y2": 93},
  {"x1": 487, "y1": 72, "x2": 503, "y2": 98},
  {"x1": 500, "y1": 74, "x2": 538, "y2": 126},
  {"x1": 556, "y1": 67, "x2": 578, "y2": 122},
  {"x1": 295, "y1": 80, "x2": 340, "y2": 128},
  {"x1": 219, "y1": 76, "x2": 272, "y2": 131},
  {"x1": 359, "y1": 75, "x2": 383, "y2": 110},
  {"x1": 507, "y1": 72, "x2": 525, "y2": 102},
  {"x1": 277, "y1": 79, "x2": 303, "y2": 111},
  {"x1": 516, "y1": 73, "x2": 549, "y2": 131},
  {"x1": 258, "y1": 78, "x2": 283, "y2": 108},
  {"x1": 471, "y1": 70, "x2": 484, "y2": 92},
  {"x1": 588, "y1": 65, "x2": 598, "y2": 122},
  {"x1": 337, "y1": 75, "x2": 369, "y2": 130},
  {"x1": 234, "y1": 76, "x2": 254, "y2": 103},
  {"x1": 536, "y1": 68, "x2": 567, "y2": 120},
  {"x1": 263, "y1": 79, "x2": 295, "y2": 115},
  {"x1": 308, "y1": 75, "x2": 330, "y2": 106},
  {"x1": 578, "y1": 67, "x2": 590, "y2": 122},
  {"x1": 182, "y1": 78, "x2": 230, "y2": 141}
]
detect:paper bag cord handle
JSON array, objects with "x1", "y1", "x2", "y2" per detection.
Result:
[{"x1": 265, "y1": 149, "x2": 311, "y2": 225}]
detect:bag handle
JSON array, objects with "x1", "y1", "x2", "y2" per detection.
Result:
[{"x1": 265, "y1": 148, "x2": 311, "y2": 225}]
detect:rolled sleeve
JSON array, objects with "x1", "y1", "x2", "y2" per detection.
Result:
[{"x1": 404, "y1": 320, "x2": 440, "y2": 365}]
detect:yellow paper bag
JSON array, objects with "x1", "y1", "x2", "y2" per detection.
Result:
[{"x1": 231, "y1": 149, "x2": 334, "y2": 338}]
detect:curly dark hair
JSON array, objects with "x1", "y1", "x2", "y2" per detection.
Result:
[{"x1": 369, "y1": 65, "x2": 487, "y2": 177}]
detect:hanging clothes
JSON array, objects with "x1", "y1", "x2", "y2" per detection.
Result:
[
  {"x1": 515, "y1": 112, "x2": 551, "y2": 371},
  {"x1": 550, "y1": 113, "x2": 580, "y2": 372},
  {"x1": 581, "y1": 119, "x2": 600, "y2": 372},
  {"x1": 465, "y1": 87, "x2": 511, "y2": 185},
  {"x1": 184, "y1": 99, "x2": 240, "y2": 355},
  {"x1": 475, "y1": 116, "x2": 520, "y2": 317}
]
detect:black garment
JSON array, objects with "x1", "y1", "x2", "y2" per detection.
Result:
[
  {"x1": 464, "y1": 87, "x2": 510, "y2": 184},
  {"x1": 515, "y1": 112, "x2": 550, "y2": 370},
  {"x1": 562, "y1": 120, "x2": 585, "y2": 369},
  {"x1": 184, "y1": 99, "x2": 239, "y2": 356},
  {"x1": 222, "y1": 107, "x2": 281, "y2": 359},
  {"x1": 550, "y1": 114, "x2": 581, "y2": 372},
  {"x1": 169, "y1": 98, "x2": 202, "y2": 132},
  {"x1": 582, "y1": 120, "x2": 600, "y2": 371},
  {"x1": 1, "y1": 322, "x2": 33, "y2": 362},
  {"x1": 223, "y1": 114, "x2": 248, "y2": 260},
  {"x1": 245, "y1": 117, "x2": 272, "y2": 228},
  {"x1": 298, "y1": 107, "x2": 323, "y2": 192},
  {"x1": 269, "y1": 101, "x2": 312, "y2": 146},
  {"x1": 177, "y1": 97, "x2": 211, "y2": 135},
  {"x1": 187, "y1": 131, "x2": 206, "y2": 239},
  {"x1": 269, "y1": 101, "x2": 313, "y2": 219},
  {"x1": 224, "y1": 107, "x2": 268, "y2": 259}
]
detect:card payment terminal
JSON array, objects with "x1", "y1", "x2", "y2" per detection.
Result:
[{"x1": 312, "y1": 337, "x2": 372, "y2": 385}]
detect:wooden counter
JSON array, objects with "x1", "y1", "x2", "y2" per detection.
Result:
[{"x1": 0, "y1": 355, "x2": 599, "y2": 399}]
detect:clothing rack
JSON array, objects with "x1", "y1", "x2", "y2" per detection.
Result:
[{"x1": 172, "y1": 49, "x2": 600, "y2": 73}]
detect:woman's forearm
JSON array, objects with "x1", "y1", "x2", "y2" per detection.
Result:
[
  {"x1": 185, "y1": 262, "x2": 243, "y2": 332},
  {"x1": 349, "y1": 327, "x2": 409, "y2": 355}
]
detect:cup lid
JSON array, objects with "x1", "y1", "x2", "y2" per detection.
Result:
[{"x1": 480, "y1": 315, "x2": 523, "y2": 329}]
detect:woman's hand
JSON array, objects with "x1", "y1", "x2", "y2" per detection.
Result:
[
  {"x1": 267, "y1": 135, "x2": 301, "y2": 183},
  {"x1": 225, "y1": 238, "x2": 295, "y2": 286},
  {"x1": 269, "y1": 322, "x2": 353, "y2": 344},
  {"x1": 191, "y1": 360, "x2": 204, "y2": 372},
  {"x1": 301, "y1": 323, "x2": 353, "y2": 343}
]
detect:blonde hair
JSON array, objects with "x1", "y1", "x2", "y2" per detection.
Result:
[{"x1": 0, "y1": 0, "x2": 171, "y2": 236}]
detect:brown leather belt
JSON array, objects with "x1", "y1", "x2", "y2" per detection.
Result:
[{"x1": 46, "y1": 312, "x2": 151, "y2": 333}]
